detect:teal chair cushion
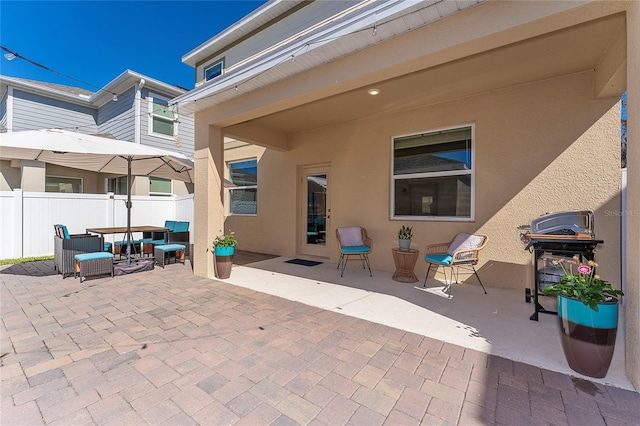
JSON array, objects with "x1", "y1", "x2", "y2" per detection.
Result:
[
  {"x1": 75, "y1": 252, "x2": 114, "y2": 261},
  {"x1": 155, "y1": 244, "x2": 186, "y2": 252},
  {"x1": 425, "y1": 254, "x2": 453, "y2": 265},
  {"x1": 173, "y1": 221, "x2": 189, "y2": 232},
  {"x1": 164, "y1": 220, "x2": 177, "y2": 232},
  {"x1": 104, "y1": 242, "x2": 112, "y2": 252},
  {"x1": 341, "y1": 245, "x2": 370, "y2": 253},
  {"x1": 60, "y1": 225, "x2": 70, "y2": 239},
  {"x1": 150, "y1": 239, "x2": 166, "y2": 245}
]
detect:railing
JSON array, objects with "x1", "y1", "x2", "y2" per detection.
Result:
[{"x1": 0, "y1": 190, "x2": 194, "y2": 259}]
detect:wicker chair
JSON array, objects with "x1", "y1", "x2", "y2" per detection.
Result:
[
  {"x1": 336, "y1": 226, "x2": 373, "y2": 277},
  {"x1": 423, "y1": 233, "x2": 488, "y2": 295},
  {"x1": 53, "y1": 225, "x2": 104, "y2": 278}
]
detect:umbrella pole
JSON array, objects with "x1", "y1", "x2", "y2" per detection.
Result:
[{"x1": 126, "y1": 156, "x2": 132, "y2": 265}]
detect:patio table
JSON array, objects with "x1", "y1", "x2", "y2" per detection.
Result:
[{"x1": 87, "y1": 226, "x2": 169, "y2": 259}]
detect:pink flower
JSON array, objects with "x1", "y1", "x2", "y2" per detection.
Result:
[{"x1": 578, "y1": 265, "x2": 591, "y2": 275}]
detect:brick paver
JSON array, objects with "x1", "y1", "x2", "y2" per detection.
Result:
[{"x1": 1, "y1": 260, "x2": 639, "y2": 425}]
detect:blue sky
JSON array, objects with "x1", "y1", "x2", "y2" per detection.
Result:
[{"x1": 0, "y1": 1, "x2": 267, "y2": 91}]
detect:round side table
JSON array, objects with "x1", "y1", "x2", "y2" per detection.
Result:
[{"x1": 392, "y1": 248, "x2": 419, "y2": 283}]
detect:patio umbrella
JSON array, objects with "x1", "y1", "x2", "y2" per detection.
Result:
[{"x1": 0, "y1": 128, "x2": 194, "y2": 264}]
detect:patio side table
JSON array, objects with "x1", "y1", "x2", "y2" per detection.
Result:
[{"x1": 392, "y1": 248, "x2": 419, "y2": 283}]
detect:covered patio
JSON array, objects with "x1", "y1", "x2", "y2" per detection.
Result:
[{"x1": 1, "y1": 257, "x2": 638, "y2": 425}]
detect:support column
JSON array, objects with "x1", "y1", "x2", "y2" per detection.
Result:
[
  {"x1": 625, "y1": 1, "x2": 640, "y2": 390},
  {"x1": 193, "y1": 124, "x2": 225, "y2": 278}
]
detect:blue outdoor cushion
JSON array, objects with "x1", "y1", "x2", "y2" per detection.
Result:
[
  {"x1": 164, "y1": 220, "x2": 177, "y2": 232},
  {"x1": 150, "y1": 239, "x2": 166, "y2": 245},
  {"x1": 425, "y1": 254, "x2": 453, "y2": 265},
  {"x1": 173, "y1": 221, "x2": 189, "y2": 232},
  {"x1": 341, "y1": 245, "x2": 370, "y2": 253},
  {"x1": 75, "y1": 252, "x2": 114, "y2": 262},
  {"x1": 155, "y1": 244, "x2": 186, "y2": 252},
  {"x1": 60, "y1": 225, "x2": 70, "y2": 239},
  {"x1": 104, "y1": 242, "x2": 112, "y2": 252}
]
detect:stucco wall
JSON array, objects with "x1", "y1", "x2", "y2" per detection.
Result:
[{"x1": 224, "y1": 71, "x2": 622, "y2": 291}]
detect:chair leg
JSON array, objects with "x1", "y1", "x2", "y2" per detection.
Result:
[
  {"x1": 472, "y1": 266, "x2": 488, "y2": 294},
  {"x1": 363, "y1": 254, "x2": 372, "y2": 277},
  {"x1": 423, "y1": 264, "x2": 432, "y2": 287},
  {"x1": 340, "y1": 254, "x2": 348, "y2": 277},
  {"x1": 337, "y1": 254, "x2": 344, "y2": 270}
]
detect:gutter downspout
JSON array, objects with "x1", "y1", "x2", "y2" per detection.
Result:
[{"x1": 134, "y1": 79, "x2": 145, "y2": 144}]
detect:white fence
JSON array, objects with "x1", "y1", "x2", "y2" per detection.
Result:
[{"x1": 0, "y1": 190, "x2": 194, "y2": 259}]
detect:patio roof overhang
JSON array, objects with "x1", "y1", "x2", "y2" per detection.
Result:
[{"x1": 171, "y1": 0, "x2": 627, "y2": 152}]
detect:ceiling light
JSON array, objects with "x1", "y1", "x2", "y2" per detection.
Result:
[
  {"x1": 368, "y1": 88, "x2": 380, "y2": 96},
  {"x1": 112, "y1": 94, "x2": 118, "y2": 102}
]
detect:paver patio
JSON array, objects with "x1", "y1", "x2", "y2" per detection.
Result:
[{"x1": 1, "y1": 259, "x2": 639, "y2": 425}]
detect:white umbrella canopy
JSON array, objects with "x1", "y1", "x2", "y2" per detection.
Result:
[
  {"x1": 1, "y1": 128, "x2": 194, "y2": 265},
  {"x1": 0, "y1": 128, "x2": 193, "y2": 182}
]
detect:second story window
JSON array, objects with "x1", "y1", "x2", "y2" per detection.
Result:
[
  {"x1": 148, "y1": 93, "x2": 175, "y2": 138},
  {"x1": 205, "y1": 60, "x2": 224, "y2": 81}
]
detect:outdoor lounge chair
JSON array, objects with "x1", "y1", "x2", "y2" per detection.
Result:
[
  {"x1": 336, "y1": 226, "x2": 373, "y2": 277},
  {"x1": 423, "y1": 232, "x2": 488, "y2": 295},
  {"x1": 53, "y1": 224, "x2": 104, "y2": 278}
]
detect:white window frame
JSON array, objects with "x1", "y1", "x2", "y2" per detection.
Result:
[
  {"x1": 390, "y1": 124, "x2": 475, "y2": 222},
  {"x1": 227, "y1": 158, "x2": 258, "y2": 216},
  {"x1": 147, "y1": 92, "x2": 177, "y2": 139},
  {"x1": 45, "y1": 175, "x2": 83, "y2": 193},
  {"x1": 149, "y1": 176, "x2": 173, "y2": 197},
  {"x1": 204, "y1": 59, "x2": 224, "y2": 81}
]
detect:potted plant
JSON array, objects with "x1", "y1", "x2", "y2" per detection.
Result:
[
  {"x1": 398, "y1": 225, "x2": 413, "y2": 252},
  {"x1": 212, "y1": 232, "x2": 238, "y2": 279},
  {"x1": 541, "y1": 256, "x2": 624, "y2": 378}
]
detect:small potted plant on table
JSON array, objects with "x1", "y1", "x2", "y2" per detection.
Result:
[
  {"x1": 541, "y1": 256, "x2": 623, "y2": 378},
  {"x1": 398, "y1": 225, "x2": 413, "y2": 252},
  {"x1": 213, "y1": 232, "x2": 238, "y2": 279}
]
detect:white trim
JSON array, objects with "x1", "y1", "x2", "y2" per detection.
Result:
[
  {"x1": 134, "y1": 81, "x2": 143, "y2": 144},
  {"x1": 390, "y1": 123, "x2": 475, "y2": 221},
  {"x1": 6, "y1": 86, "x2": 13, "y2": 132}
]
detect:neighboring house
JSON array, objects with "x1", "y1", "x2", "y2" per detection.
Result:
[
  {"x1": 0, "y1": 70, "x2": 194, "y2": 196},
  {"x1": 173, "y1": 1, "x2": 639, "y2": 388}
]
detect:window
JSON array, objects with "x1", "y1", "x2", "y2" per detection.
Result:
[
  {"x1": 149, "y1": 177, "x2": 172, "y2": 196},
  {"x1": 45, "y1": 176, "x2": 82, "y2": 193},
  {"x1": 205, "y1": 60, "x2": 224, "y2": 81},
  {"x1": 228, "y1": 159, "x2": 257, "y2": 215},
  {"x1": 107, "y1": 176, "x2": 128, "y2": 195},
  {"x1": 148, "y1": 93, "x2": 175, "y2": 137},
  {"x1": 392, "y1": 125, "x2": 474, "y2": 220}
]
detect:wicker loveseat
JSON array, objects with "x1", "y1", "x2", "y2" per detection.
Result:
[{"x1": 53, "y1": 224, "x2": 104, "y2": 278}]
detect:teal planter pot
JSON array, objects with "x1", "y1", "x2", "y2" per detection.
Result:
[
  {"x1": 557, "y1": 295, "x2": 618, "y2": 378},
  {"x1": 214, "y1": 246, "x2": 235, "y2": 257},
  {"x1": 214, "y1": 246, "x2": 234, "y2": 279}
]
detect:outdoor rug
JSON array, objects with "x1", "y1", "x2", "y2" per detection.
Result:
[{"x1": 285, "y1": 259, "x2": 323, "y2": 267}]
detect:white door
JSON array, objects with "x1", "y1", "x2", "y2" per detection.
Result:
[{"x1": 299, "y1": 165, "x2": 330, "y2": 258}]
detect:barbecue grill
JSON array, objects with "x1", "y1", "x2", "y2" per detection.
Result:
[{"x1": 520, "y1": 210, "x2": 603, "y2": 321}]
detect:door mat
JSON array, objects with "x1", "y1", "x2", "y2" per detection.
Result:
[{"x1": 285, "y1": 259, "x2": 323, "y2": 267}]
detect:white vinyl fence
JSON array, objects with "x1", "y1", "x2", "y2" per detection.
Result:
[{"x1": 0, "y1": 190, "x2": 194, "y2": 259}]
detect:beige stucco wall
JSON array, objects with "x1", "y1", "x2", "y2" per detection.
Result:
[
  {"x1": 0, "y1": 160, "x2": 21, "y2": 191},
  {"x1": 624, "y1": 0, "x2": 639, "y2": 391},
  {"x1": 224, "y1": 71, "x2": 622, "y2": 292}
]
